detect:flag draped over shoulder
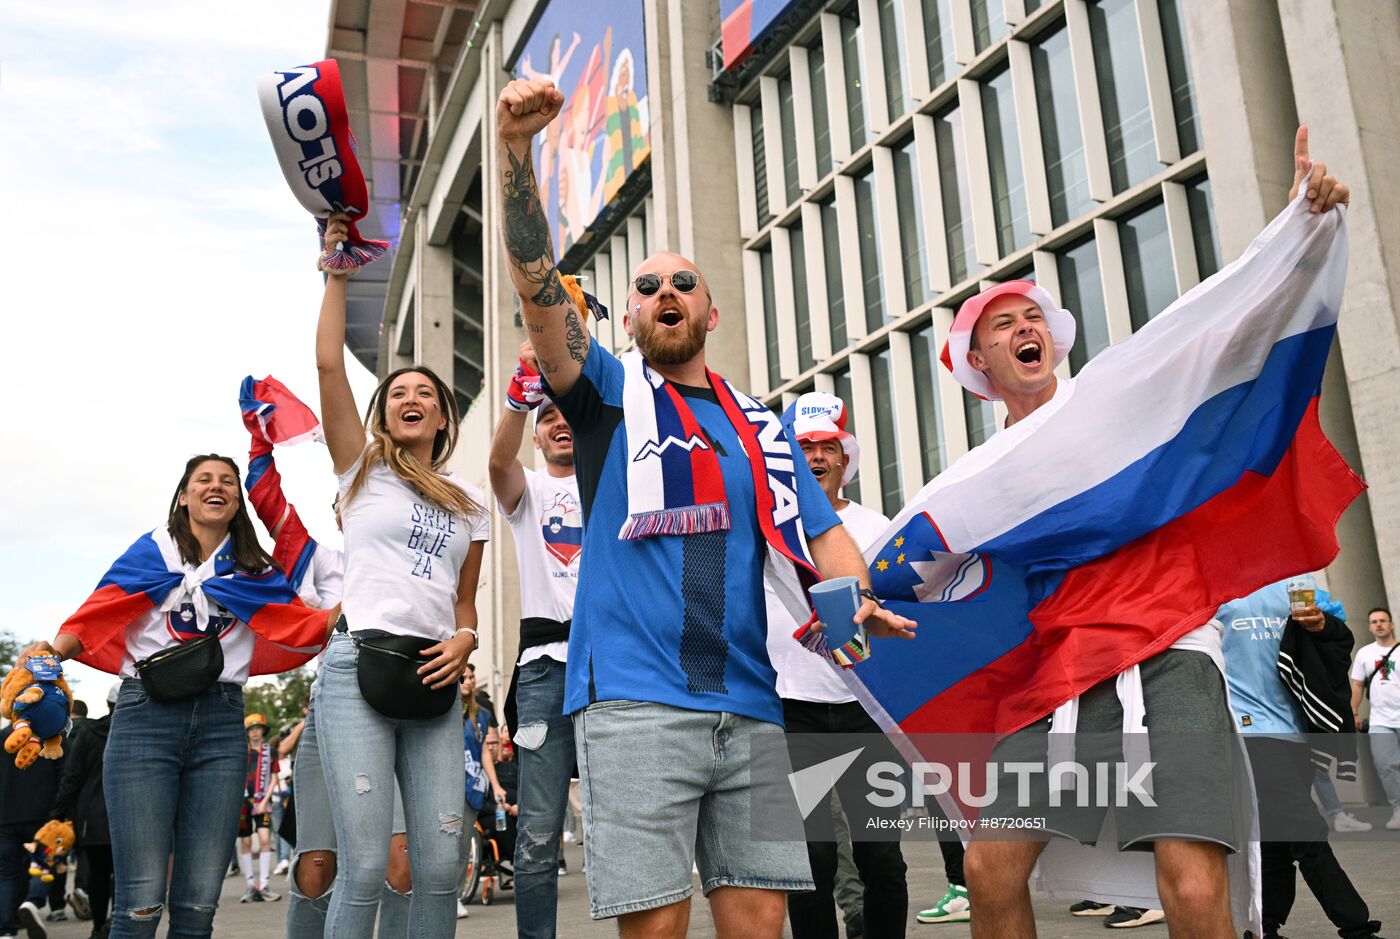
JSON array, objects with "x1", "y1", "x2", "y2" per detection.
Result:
[
  {"x1": 60, "y1": 528, "x2": 326, "y2": 677},
  {"x1": 240, "y1": 375, "x2": 322, "y2": 590},
  {"x1": 847, "y1": 195, "x2": 1363, "y2": 738}
]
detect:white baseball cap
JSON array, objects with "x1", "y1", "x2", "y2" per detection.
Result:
[{"x1": 791, "y1": 392, "x2": 861, "y2": 485}]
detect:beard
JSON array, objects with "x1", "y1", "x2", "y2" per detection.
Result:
[{"x1": 635, "y1": 311, "x2": 707, "y2": 366}]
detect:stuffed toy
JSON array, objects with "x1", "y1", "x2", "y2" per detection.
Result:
[
  {"x1": 25, "y1": 819, "x2": 76, "y2": 883},
  {"x1": 2, "y1": 654, "x2": 73, "y2": 768}
]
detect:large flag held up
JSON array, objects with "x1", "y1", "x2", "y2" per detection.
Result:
[{"x1": 843, "y1": 194, "x2": 1363, "y2": 739}]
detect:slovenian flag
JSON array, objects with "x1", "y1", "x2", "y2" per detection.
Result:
[
  {"x1": 241, "y1": 376, "x2": 322, "y2": 591},
  {"x1": 847, "y1": 193, "x2": 1364, "y2": 739},
  {"x1": 59, "y1": 527, "x2": 326, "y2": 676}
]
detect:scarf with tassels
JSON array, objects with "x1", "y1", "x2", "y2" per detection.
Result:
[
  {"x1": 619, "y1": 351, "x2": 823, "y2": 623},
  {"x1": 257, "y1": 58, "x2": 388, "y2": 273}
]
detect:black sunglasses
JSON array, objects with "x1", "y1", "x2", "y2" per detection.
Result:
[{"x1": 633, "y1": 270, "x2": 700, "y2": 296}]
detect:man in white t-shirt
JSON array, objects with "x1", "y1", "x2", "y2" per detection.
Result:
[
  {"x1": 489, "y1": 343, "x2": 581, "y2": 939},
  {"x1": 768, "y1": 392, "x2": 913, "y2": 938},
  {"x1": 1350, "y1": 607, "x2": 1400, "y2": 830}
]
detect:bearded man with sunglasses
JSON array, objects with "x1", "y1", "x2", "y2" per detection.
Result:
[{"x1": 496, "y1": 78, "x2": 916, "y2": 939}]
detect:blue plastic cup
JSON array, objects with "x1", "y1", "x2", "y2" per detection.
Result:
[{"x1": 810, "y1": 576, "x2": 863, "y2": 649}]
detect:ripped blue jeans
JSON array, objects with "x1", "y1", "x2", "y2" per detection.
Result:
[
  {"x1": 513, "y1": 655, "x2": 575, "y2": 939},
  {"x1": 316, "y1": 633, "x2": 467, "y2": 939},
  {"x1": 104, "y1": 680, "x2": 246, "y2": 939}
]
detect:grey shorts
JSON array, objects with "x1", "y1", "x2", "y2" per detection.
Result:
[
  {"x1": 979, "y1": 649, "x2": 1240, "y2": 851},
  {"x1": 573, "y1": 700, "x2": 813, "y2": 919}
]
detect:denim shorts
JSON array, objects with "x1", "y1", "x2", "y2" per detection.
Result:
[{"x1": 573, "y1": 700, "x2": 813, "y2": 919}]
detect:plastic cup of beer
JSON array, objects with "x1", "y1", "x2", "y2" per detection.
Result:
[{"x1": 1287, "y1": 573, "x2": 1317, "y2": 613}]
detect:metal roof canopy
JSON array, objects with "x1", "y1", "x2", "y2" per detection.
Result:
[{"x1": 326, "y1": 0, "x2": 479, "y2": 373}]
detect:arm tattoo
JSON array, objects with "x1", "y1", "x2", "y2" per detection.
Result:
[
  {"x1": 502, "y1": 145, "x2": 568, "y2": 309},
  {"x1": 564, "y1": 308, "x2": 587, "y2": 364}
]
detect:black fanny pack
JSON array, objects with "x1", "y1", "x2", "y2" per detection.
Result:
[
  {"x1": 134, "y1": 633, "x2": 224, "y2": 702},
  {"x1": 342, "y1": 617, "x2": 457, "y2": 721}
]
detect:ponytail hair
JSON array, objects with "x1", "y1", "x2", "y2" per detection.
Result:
[
  {"x1": 341, "y1": 365, "x2": 483, "y2": 520},
  {"x1": 167, "y1": 454, "x2": 277, "y2": 572}
]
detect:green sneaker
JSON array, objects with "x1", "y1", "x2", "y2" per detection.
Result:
[{"x1": 916, "y1": 884, "x2": 971, "y2": 923}]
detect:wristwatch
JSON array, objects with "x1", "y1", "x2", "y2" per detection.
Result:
[{"x1": 858, "y1": 587, "x2": 882, "y2": 608}]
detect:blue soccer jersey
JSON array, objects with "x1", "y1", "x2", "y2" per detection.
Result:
[{"x1": 545, "y1": 339, "x2": 840, "y2": 725}]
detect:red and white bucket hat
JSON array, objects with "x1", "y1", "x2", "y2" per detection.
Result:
[
  {"x1": 939, "y1": 280, "x2": 1076, "y2": 401},
  {"x1": 791, "y1": 392, "x2": 861, "y2": 485}
]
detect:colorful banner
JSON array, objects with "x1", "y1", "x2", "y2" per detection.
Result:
[
  {"x1": 721, "y1": 0, "x2": 802, "y2": 70},
  {"x1": 516, "y1": 0, "x2": 650, "y2": 256}
]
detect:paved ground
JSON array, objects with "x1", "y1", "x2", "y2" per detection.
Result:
[{"x1": 34, "y1": 820, "x2": 1400, "y2": 938}]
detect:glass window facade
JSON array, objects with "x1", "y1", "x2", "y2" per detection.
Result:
[
  {"x1": 1187, "y1": 176, "x2": 1221, "y2": 279},
  {"x1": 841, "y1": 12, "x2": 869, "y2": 152},
  {"x1": 878, "y1": 0, "x2": 912, "y2": 119},
  {"x1": 854, "y1": 166, "x2": 886, "y2": 331},
  {"x1": 809, "y1": 41, "x2": 834, "y2": 178},
  {"x1": 1032, "y1": 25, "x2": 1093, "y2": 226},
  {"x1": 910, "y1": 322, "x2": 945, "y2": 480},
  {"x1": 871, "y1": 347, "x2": 903, "y2": 516},
  {"x1": 790, "y1": 224, "x2": 816, "y2": 372},
  {"x1": 778, "y1": 72, "x2": 800, "y2": 205},
  {"x1": 1120, "y1": 200, "x2": 1175, "y2": 330},
  {"x1": 963, "y1": 388, "x2": 997, "y2": 449},
  {"x1": 892, "y1": 136, "x2": 931, "y2": 310},
  {"x1": 1157, "y1": 0, "x2": 1200, "y2": 156},
  {"x1": 922, "y1": 0, "x2": 955, "y2": 88},
  {"x1": 832, "y1": 367, "x2": 861, "y2": 502},
  {"x1": 759, "y1": 246, "x2": 780, "y2": 386},
  {"x1": 970, "y1": 0, "x2": 1010, "y2": 54},
  {"x1": 1089, "y1": 0, "x2": 1157, "y2": 193},
  {"x1": 752, "y1": 99, "x2": 773, "y2": 226},
  {"x1": 935, "y1": 106, "x2": 980, "y2": 284},
  {"x1": 1059, "y1": 235, "x2": 1110, "y2": 373},
  {"x1": 821, "y1": 197, "x2": 849, "y2": 351},
  {"x1": 982, "y1": 64, "x2": 1032, "y2": 256}
]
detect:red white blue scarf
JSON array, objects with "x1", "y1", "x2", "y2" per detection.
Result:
[
  {"x1": 257, "y1": 59, "x2": 388, "y2": 272},
  {"x1": 619, "y1": 351, "x2": 821, "y2": 621},
  {"x1": 240, "y1": 376, "x2": 322, "y2": 590}
]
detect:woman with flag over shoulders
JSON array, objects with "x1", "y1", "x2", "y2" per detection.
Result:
[
  {"x1": 15, "y1": 453, "x2": 335, "y2": 939},
  {"x1": 313, "y1": 215, "x2": 490, "y2": 939}
]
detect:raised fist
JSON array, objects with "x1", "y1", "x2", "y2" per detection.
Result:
[{"x1": 497, "y1": 79, "x2": 565, "y2": 142}]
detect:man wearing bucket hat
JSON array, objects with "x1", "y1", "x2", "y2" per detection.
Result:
[
  {"x1": 490, "y1": 332, "x2": 586, "y2": 939},
  {"x1": 239, "y1": 714, "x2": 281, "y2": 903},
  {"x1": 768, "y1": 392, "x2": 915, "y2": 938},
  {"x1": 952, "y1": 132, "x2": 1355, "y2": 939}
]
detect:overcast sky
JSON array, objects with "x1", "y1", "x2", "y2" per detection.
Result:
[{"x1": 0, "y1": 0, "x2": 380, "y2": 711}]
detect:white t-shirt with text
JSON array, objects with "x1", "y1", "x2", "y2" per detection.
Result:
[
  {"x1": 336, "y1": 459, "x2": 489, "y2": 641},
  {"x1": 500, "y1": 468, "x2": 581, "y2": 665}
]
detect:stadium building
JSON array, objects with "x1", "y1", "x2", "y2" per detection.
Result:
[{"x1": 323, "y1": 0, "x2": 1400, "y2": 726}]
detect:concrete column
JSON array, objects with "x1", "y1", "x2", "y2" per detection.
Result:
[
  {"x1": 1277, "y1": 0, "x2": 1400, "y2": 618},
  {"x1": 413, "y1": 212, "x2": 456, "y2": 384}
]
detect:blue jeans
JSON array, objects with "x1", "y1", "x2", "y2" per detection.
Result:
[
  {"x1": 104, "y1": 679, "x2": 247, "y2": 939},
  {"x1": 0, "y1": 820, "x2": 51, "y2": 934},
  {"x1": 1314, "y1": 764, "x2": 1344, "y2": 815},
  {"x1": 1369, "y1": 724, "x2": 1400, "y2": 807},
  {"x1": 512, "y1": 656, "x2": 575, "y2": 939},
  {"x1": 316, "y1": 633, "x2": 466, "y2": 939}
]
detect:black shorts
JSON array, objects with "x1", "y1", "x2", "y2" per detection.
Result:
[
  {"x1": 239, "y1": 800, "x2": 273, "y2": 838},
  {"x1": 977, "y1": 649, "x2": 1241, "y2": 851}
]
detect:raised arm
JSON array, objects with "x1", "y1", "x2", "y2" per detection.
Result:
[
  {"x1": 496, "y1": 79, "x2": 590, "y2": 396},
  {"x1": 315, "y1": 217, "x2": 368, "y2": 474},
  {"x1": 490, "y1": 341, "x2": 547, "y2": 514}
]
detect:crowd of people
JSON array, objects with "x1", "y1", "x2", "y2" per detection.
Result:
[{"x1": 1, "y1": 74, "x2": 1394, "y2": 939}]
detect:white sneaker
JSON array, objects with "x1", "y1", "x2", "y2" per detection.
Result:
[
  {"x1": 456, "y1": 900, "x2": 470, "y2": 919},
  {"x1": 1333, "y1": 810, "x2": 1372, "y2": 832},
  {"x1": 1386, "y1": 807, "x2": 1400, "y2": 831},
  {"x1": 562, "y1": 830, "x2": 576, "y2": 844},
  {"x1": 274, "y1": 858, "x2": 290, "y2": 876}
]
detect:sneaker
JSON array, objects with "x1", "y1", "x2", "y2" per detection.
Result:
[
  {"x1": 916, "y1": 883, "x2": 971, "y2": 923},
  {"x1": 258, "y1": 887, "x2": 281, "y2": 902},
  {"x1": 1386, "y1": 807, "x2": 1400, "y2": 831},
  {"x1": 17, "y1": 902, "x2": 46, "y2": 939},
  {"x1": 1070, "y1": 900, "x2": 1116, "y2": 916},
  {"x1": 68, "y1": 889, "x2": 91, "y2": 921},
  {"x1": 239, "y1": 886, "x2": 259, "y2": 903},
  {"x1": 557, "y1": 863, "x2": 568, "y2": 876},
  {"x1": 456, "y1": 899, "x2": 471, "y2": 919},
  {"x1": 1105, "y1": 907, "x2": 1165, "y2": 928},
  {"x1": 1333, "y1": 810, "x2": 1373, "y2": 832},
  {"x1": 562, "y1": 829, "x2": 576, "y2": 844},
  {"x1": 274, "y1": 858, "x2": 290, "y2": 876},
  {"x1": 42, "y1": 911, "x2": 67, "y2": 923}
]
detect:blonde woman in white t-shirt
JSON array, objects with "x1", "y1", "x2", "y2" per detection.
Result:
[{"x1": 315, "y1": 216, "x2": 489, "y2": 938}]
